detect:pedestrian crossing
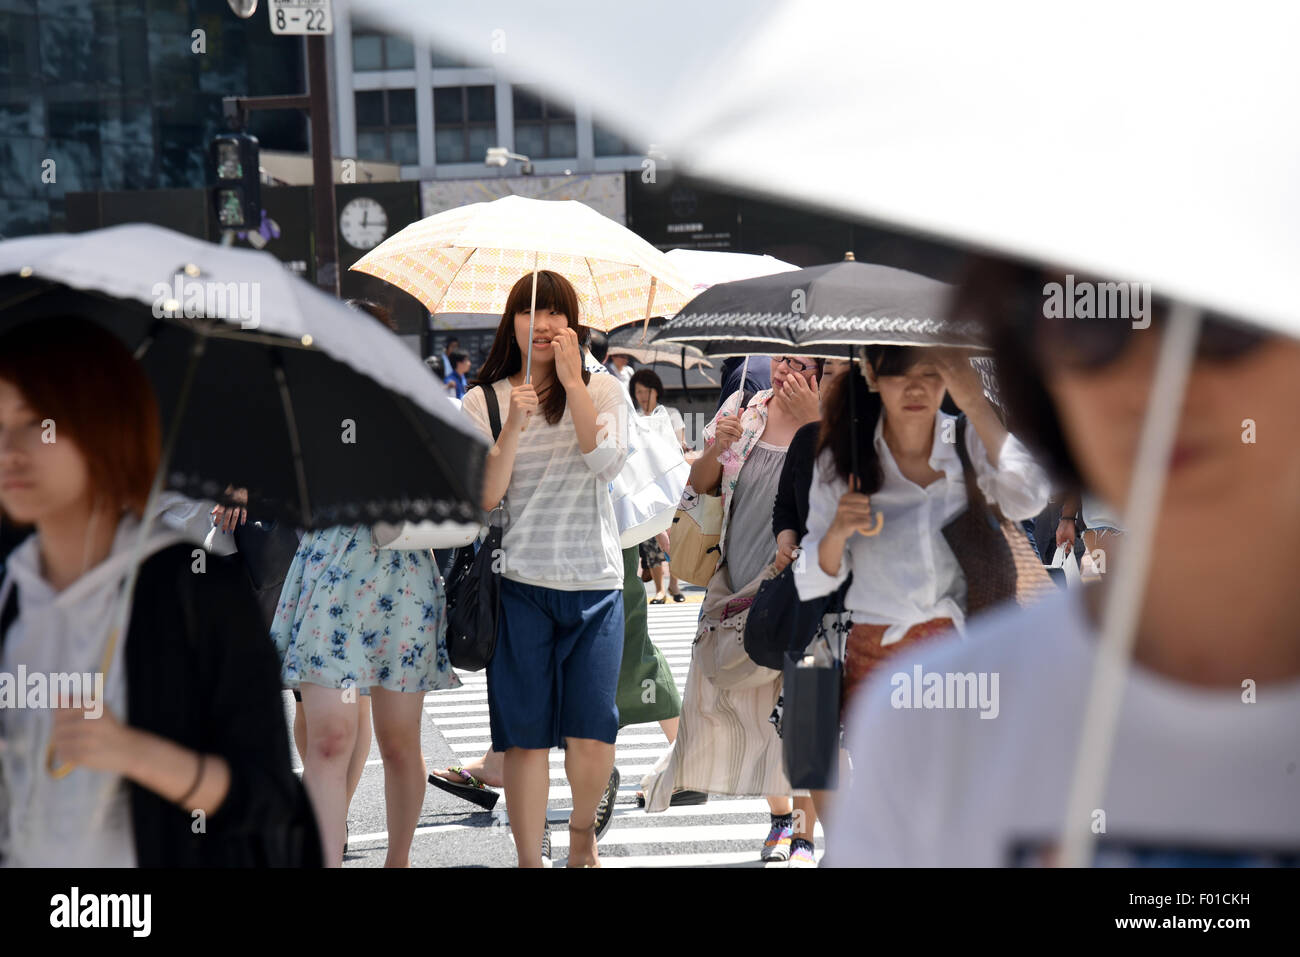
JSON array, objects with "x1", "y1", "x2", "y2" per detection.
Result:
[{"x1": 419, "y1": 597, "x2": 826, "y2": 867}]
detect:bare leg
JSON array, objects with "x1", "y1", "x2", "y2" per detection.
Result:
[
  {"x1": 793, "y1": 793, "x2": 818, "y2": 845},
  {"x1": 503, "y1": 747, "x2": 551, "y2": 868},
  {"x1": 666, "y1": 564, "x2": 682, "y2": 597},
  {"x1": 565, "y1": 737, "x2": 616, "y2": 868},
  {"x1": 370, "y1": 686, "x2": 428, "y2": 868},
  {"x1": 766, "y1": 795, "x2": 794, "y2": 816},
  {"x1": 345, "y1": 694, "x2": 373, "y2": 806},
  {"x1": 298, "y1": 683, "x2": 360, "y2": 868},
  {"x1": 650, "y1": 563, "x2": 667, "y2": 601},
  {"x1": 658, "y1": 716, "x2": 679, "y2": 744}
]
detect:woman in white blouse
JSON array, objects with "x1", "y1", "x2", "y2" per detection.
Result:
[{"x1": 795, "y1": 344, "x2": 1048, "y2": 756}]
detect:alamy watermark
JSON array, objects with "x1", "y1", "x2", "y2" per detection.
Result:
[
  {"x1": 0, "y1": 668, "x2": 104, "y2": 717},
  {"x1": 1042, "y1": 274, "x2": 1151, "y2": 329},
  {"x1": 151, "y1": 275, "x2": 261, "y2": 329},
  {"x1": 889, "y1": 664, "x2": 999, "y2": 719}
]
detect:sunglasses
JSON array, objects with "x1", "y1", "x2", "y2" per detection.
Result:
[
  {"x1": 774, "y1": 356, "x2": 812, "y2": 372},
  {"x1": 1034, "y1": 311, "x2": 1272, "y2": 372}
]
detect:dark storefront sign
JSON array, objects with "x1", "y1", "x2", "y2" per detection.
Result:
[{"x1": 626, "y1": 175, "x2": 739, "y2": 252}]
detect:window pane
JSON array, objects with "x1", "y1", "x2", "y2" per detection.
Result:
[
  {"x1": 430, "y1": 45, "x2": 464, "y2": 69},
  {"x1": 433, "y1": 87, "x2": 463, "y2": 124},
  {"x1": 356, "y1": 130, "x2": 388, "y2": 161},
  {"x1": 547, "y1": 122, "x2": 576, "y2": 159},
  {"x1": 512, "y1": 86, "x2": 542, "y2": 120},
  {"x1": 594, "y1": 123, "x2": 632, "y2": 157},
  {"x1": 352, "y1": 33, "x2": 383, "y2": 71},
  {"x1": 513, "y1": 123, "x2": 543, "y2": 158},
  {"x1": 466, "y1": 85, "x2": 495, "y2": 123},
  {"x1": 390, "y1": 129, "x2": 419, "y2": 165},
  {"x1": 387, "y1": 89, "x2": 416, "y2": 126},
  {"x1": 467, "y1": 126, "x2": 495, "y2": 161},
  {"x1": 435, "y1": 127, "x2": 466, "y2": 163},
  {"x1": 384, "y1": 35, "x2": 414, "y2": 70},
  {"x1": 543, "y1": 97, "x2": 573, "y2": 120},
  {"x1": 354, "y1": 91, "x2": 385, "y2": 128}
]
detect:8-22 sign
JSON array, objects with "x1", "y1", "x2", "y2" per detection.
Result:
[{"x1": 268, "y1": 0, "x2": 333, "y2": 35}]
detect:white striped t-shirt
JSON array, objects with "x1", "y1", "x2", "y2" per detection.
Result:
[{"x1": 462, "y1": 373, "x2": 629, "y2": 591}]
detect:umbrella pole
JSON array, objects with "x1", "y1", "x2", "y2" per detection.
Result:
[
  {"x1": 1059, "y1": 303, "x2": 1203, "y2": 867},
  {"x1": 849, "y1": 345, "x2": 859, "y2": 484},
  {"x1": 681, "y1": 347, "x2": 688, "y2": 393},
  {"x1": 525, "y1": 252, "x2": 539, "y2": 384},
  {"x1": 739, "y1": 354, "x2": 750, "y2": 407}
]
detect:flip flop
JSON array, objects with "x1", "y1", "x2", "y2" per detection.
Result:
[{"x1": 427, "y1": 767, "x2": 500, "y2": 811}]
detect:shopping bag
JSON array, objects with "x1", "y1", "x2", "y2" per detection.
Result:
[
  {"x1": 1047, "y1": 544, "x2": 1082, "y2": 589},
  {"x1": 611, "y1": 405, "x2": 689, "y2": 548},
  {"x1": 781, "y1": 647, "x2": 842, "y2": 791}
]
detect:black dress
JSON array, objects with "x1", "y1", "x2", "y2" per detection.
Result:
[{"x1": 1, "y1": 544, "x2": 321, "y2": 867}]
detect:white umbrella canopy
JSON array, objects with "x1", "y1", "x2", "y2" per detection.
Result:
[
  {"x1": 351, "y1": 194, "x2": 696, "y2": 332},
  {"x1": 664, "y1": 248, "x2": 799, "y2": 292},
  {"x1": 355, "y1": 0, "x2": 1300, "y2": 338}
]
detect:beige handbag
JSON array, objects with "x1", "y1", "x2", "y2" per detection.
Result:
[
  {"x1": 667, "y1": 488, "x2": 725, "y2": 587},
  {"x1": 694, "y1": 562, "x2": 782, "y2": 691}
]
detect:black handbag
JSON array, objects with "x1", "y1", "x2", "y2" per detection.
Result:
[
  {"x1": 744, "y1": 559, "x2": 851, "y2": 671},
  {"x1": 444, "y1": 385, "x2": 505, "y2": 672},
  {"x1": 781, "y1": 648, "x2": 843, "y2": 791}
]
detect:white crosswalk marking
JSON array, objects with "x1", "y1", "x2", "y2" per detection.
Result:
[{"x1": 416, "y1": 599, "x2": 824, "y2": 868}]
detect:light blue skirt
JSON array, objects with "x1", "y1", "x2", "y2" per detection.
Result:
[{"x1": 270, "y1": 525, "x2": 460, "y2": 694}]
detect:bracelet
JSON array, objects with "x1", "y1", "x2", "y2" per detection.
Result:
[{"x1": 179, "y1": 753, "x2": 205, "y2": 807}]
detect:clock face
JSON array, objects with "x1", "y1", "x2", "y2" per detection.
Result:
[{"x1": 339, "y1": 197, "x2": 388, "y2": 250}]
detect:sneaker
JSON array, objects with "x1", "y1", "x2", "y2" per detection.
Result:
[
  {"x1": 541, "y1": 821, "x2": 553, "y2": 868},
  {"x1": 788, "y1": 839, "x2": 817, "y2": 868},
  {"x1": 594, "y1": 766, "x2": 620, "y2": 841},
  {"x1": 760, "y1": 821, "x2": 793, "y2": 862}
]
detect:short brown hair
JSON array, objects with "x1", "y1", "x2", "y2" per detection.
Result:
[{"x1": 0, "y1": 317, "x2": 161, "y2": 519}]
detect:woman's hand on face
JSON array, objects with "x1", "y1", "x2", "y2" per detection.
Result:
[
  {"x1": 49, "y1": 703, "x2": 135, "y2": 775},
  {"x1": 933, "y1": 349, "x2": 985, "y2": 411},
  {"x1": 551, "y1": 327, "x2": 584, "y2": 389},
  {"x1": 506, "y1": 384, "x2": 539, "y2": 433},
  {"x1": 777, "y1": 371, "x2": 821, "y2": 424},
  {"x1": 712, "y1": 414, "x2": 744, "y2": 452}
]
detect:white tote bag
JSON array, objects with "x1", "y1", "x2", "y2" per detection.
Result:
[
  {"x1": 1048, "y1": 544, "x2": 1082, "y2": 589},
  {"x1": 610, "y1": 405, "x2": 690, "y2": 548}
]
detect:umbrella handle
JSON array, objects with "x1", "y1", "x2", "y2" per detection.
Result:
[{"x1": 524, "y1": 253, "x2": 539, "y2": 385}]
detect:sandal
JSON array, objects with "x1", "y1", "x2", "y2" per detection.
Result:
[
  {"x1": 634, "y1": 788, "x2": 709, "y2": 808},
  {"x1": 671, "y1": 592, "x2": 686, "y2": 602},
  {"x1": 650, "y1": 596, "x2": 667, "y2": 605},
  {"x1": 567, "y1": 819, "x2": 600, "y2": 868},
  {"x1": 427, "y1": 767, "x2": 500, "y2": 811}
]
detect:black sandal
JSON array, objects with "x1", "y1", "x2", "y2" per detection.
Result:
[
  {"x1": 650, "y1": 596, "x2": 667, "y2": 605},
  {"x1": 671, "y1": 592, "x2": 686, "y2": 602},
  {"x1": 427, "y1": 767, "x2": 500, "y2": 811}
]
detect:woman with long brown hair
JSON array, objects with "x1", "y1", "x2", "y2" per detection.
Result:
[{"x1": 459, "y1": 270, "x2": 629, "y2": 868}]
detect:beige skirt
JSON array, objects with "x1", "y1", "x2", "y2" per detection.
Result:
[{"x1": 640, "y1": 563, "x2": 790, "y2": 812}]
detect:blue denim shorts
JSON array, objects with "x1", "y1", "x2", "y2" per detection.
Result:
[{"x1": 487, "y1": 578, "x2": 624, "y2": 751}]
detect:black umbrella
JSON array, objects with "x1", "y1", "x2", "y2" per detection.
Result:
[
  {"x1": 648, "y1": 259, "x2": 981, "y2": 486},
  {"x1": 0, "y1": 225, "x2": 488, "y2": 529}
]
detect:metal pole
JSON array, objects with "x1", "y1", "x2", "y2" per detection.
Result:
[
  {"x1": 307, "y1": 34, "x2": 338, "y2": 297},
  {"x1": 525, "y1": 253, "x2": 539, "y2": 383}
]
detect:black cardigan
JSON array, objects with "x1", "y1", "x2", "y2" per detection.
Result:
[
  {"x1": 0, "y1": 544, "x2": 321, "y2": 867},
  {"x1": 772, "y1": 422, "x2": 821, "y2": 540}
]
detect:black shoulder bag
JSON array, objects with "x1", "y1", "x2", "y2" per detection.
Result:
[
  {"x1": 444, "y1": 384, "x2": 506, "y2": 672},
  {"x1": 744, "y1": 558, "x2": 851, "y2": 672}
]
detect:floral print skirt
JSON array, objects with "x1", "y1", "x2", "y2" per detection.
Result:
[{"x1": 270, "y1": 525, "x2": 460, "y2": 694}]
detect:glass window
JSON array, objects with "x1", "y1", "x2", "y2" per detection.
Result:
[
  {"x1": 511, "y1": 87, "x2": 575, "y2": 158},
  {"x1": 385, "y1": 35, "x2": 414, "y2": 70},
  {"x1": 352, "y1": 33, "x2": 383, "y2": 71},
  {"x1": 594, "y1": 122, "x2": 637, "y2": 157},
  {"x1": 356, "y1": 130, "x2": 387, "y2": 162},
  {"x1": 434, "y1": 86, "x2": 496, "y2": 164},
  {"x1": 387, "y1": 88, "x2": 416, "y2": 126},
  {"x1": 430, "y1": 45, "x2": 467, "y2": 69},
  {"x1": 389, "y1": 129, "x2": 418, "y2": 165},
  {"x1": 354, "y1": 91, "x2": 384, "y2": 125}
]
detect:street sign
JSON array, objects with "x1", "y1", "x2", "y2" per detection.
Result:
[{"x1": 268, "y1": 0, "x2": 333, "y2": 35}]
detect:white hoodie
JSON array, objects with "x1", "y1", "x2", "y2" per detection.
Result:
[{"x1": 0, "y1": 511, "x2": 186, "y2": 866}]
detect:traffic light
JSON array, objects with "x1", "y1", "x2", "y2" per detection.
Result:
[{"x1": 210, "y1": 131, "x2": 261, "y2": 231}]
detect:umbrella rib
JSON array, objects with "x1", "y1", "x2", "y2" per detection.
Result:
[
  {"x1": 270, "y1": 347, "x2": 313, "y2": 527},
  {"x1": 431, "y1": 247, "x2": 480, "y2": 314}
]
